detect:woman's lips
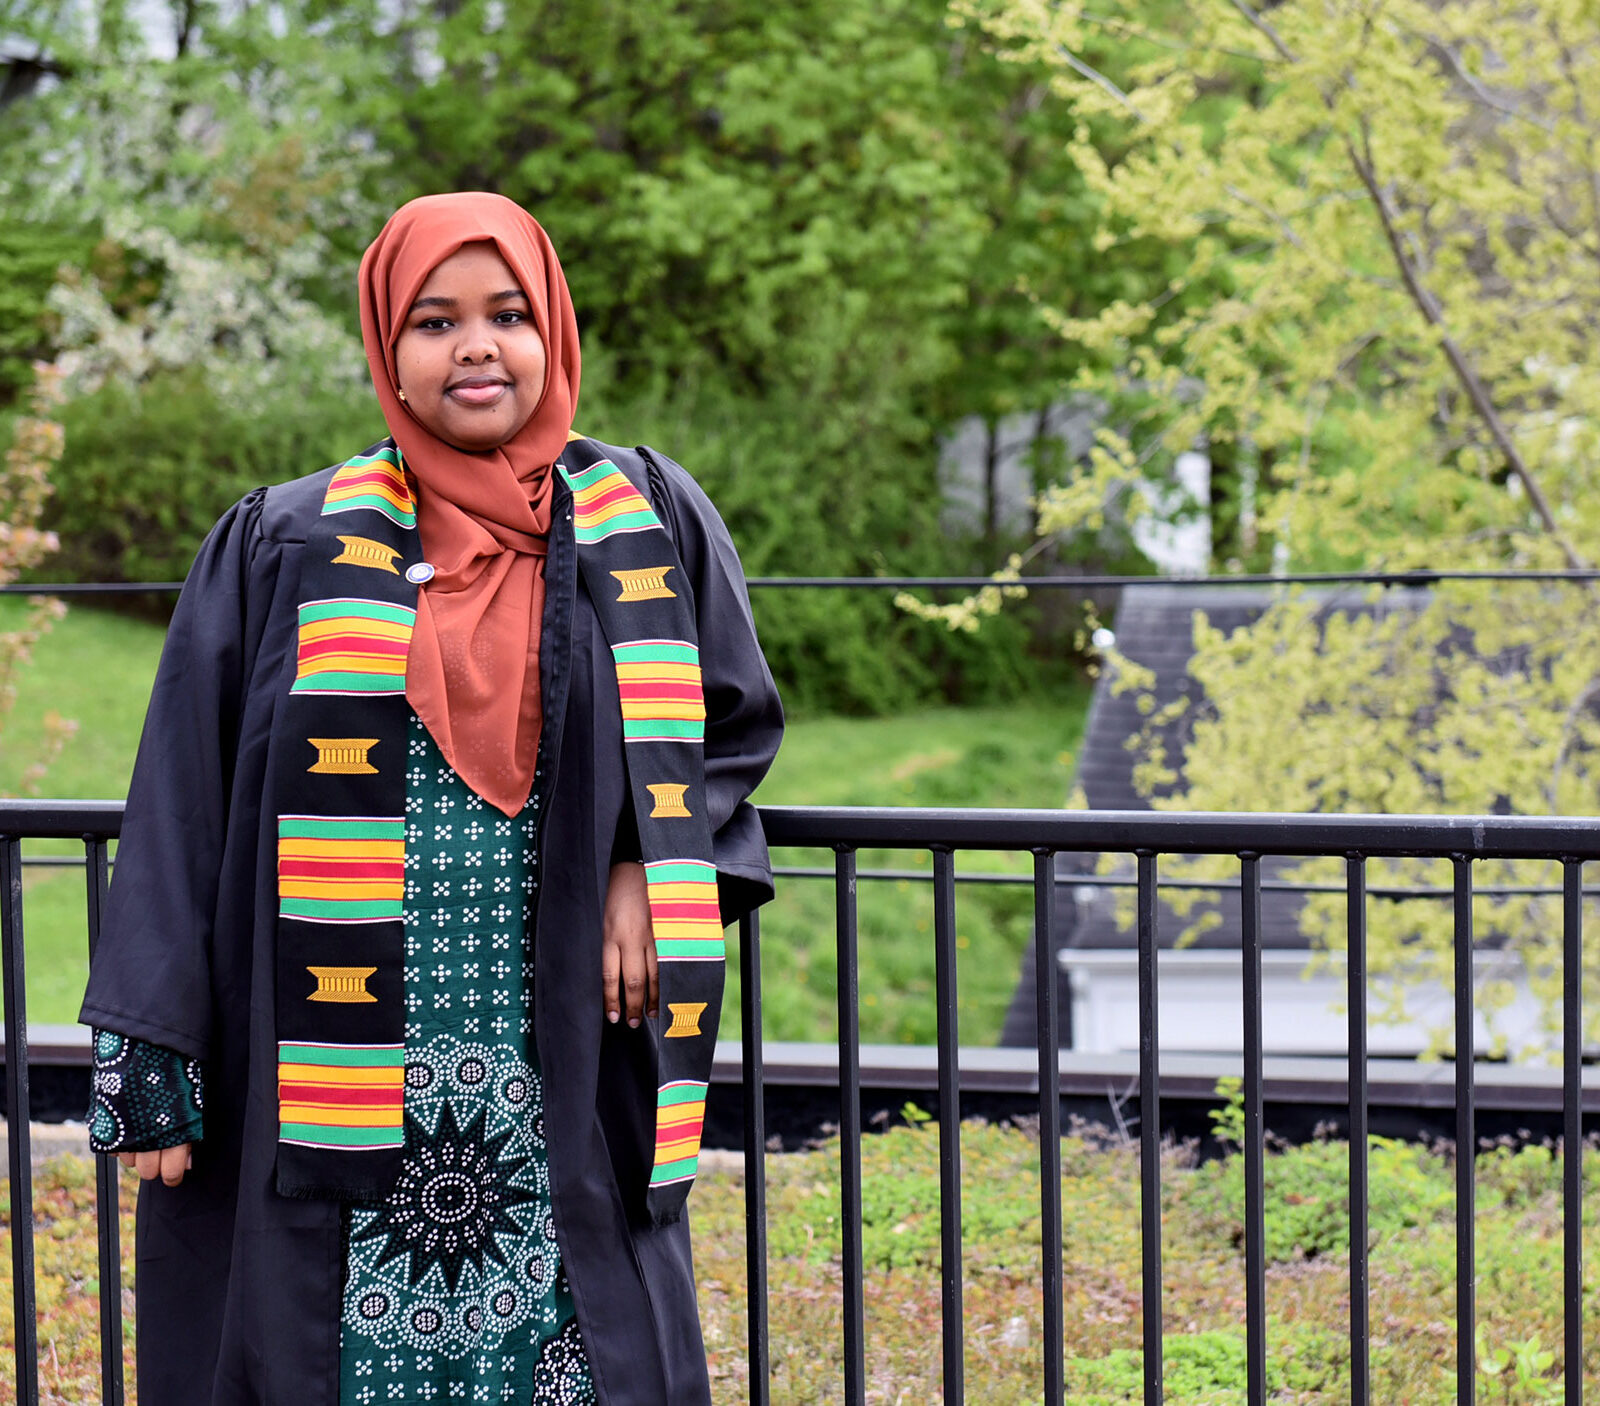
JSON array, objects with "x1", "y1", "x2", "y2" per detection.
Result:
[{"x1": 448, "y1": 380, "x2": 508, "y2": 406}]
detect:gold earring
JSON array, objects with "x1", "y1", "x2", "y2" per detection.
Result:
[{"x1": 397, "y1": 389, "x2": 407, "y2": 402}]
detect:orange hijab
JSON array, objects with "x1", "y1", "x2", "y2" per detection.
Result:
[{"x1": 358, "y1": 193, "x2": 581, "y2": 816}]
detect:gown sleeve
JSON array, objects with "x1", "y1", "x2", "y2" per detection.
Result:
[
  {"x1": 87, "y1": 1028, "x2": 204, "y2": 1153},
  {"x1": 640, "y1": 448, "x2": 785, "y2": 925},
  {"x1": 77, "y1": 488, "x2": 268, "y2": 1058}
]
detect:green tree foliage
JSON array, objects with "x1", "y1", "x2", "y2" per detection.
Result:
[
  {"x1": 5, "y1": 0, "x2": 1143, "y2": 711},
  {"x1": 969, "y1": 0, "x2": 1600, "y2": 1045}
]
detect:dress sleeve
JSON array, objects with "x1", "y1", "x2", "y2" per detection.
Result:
[
  {"x1": 77, "y1": 489, "x2": 267, "y2": 1058},
  {"x1": 641, "y1": 448, "x2": 785, "y2": 925},
  {"x1": 87, "y1": 1029, "x2": 204, "y2": 1153}
]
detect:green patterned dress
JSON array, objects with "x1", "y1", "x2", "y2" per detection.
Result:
[{"x1": 336, "y1": 715, "x2": 596, "y2": 1404}]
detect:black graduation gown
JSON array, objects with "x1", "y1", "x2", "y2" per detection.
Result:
[{"x1": 78, "y1": 440, "x2": 784, "y2": 1406}]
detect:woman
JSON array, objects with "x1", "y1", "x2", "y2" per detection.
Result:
[{"x1": 79, "y1": 192, "x2": 783, "y2": 1405}]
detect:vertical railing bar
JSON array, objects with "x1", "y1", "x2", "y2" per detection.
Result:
[
  {"x1": 1137, "y1": 850, "x2": 1162, "y2": 1406},
  {"x1": 2, "y1": 836, "x2": 40, "y2": 1405},
  {"x1": 932, "y1": 846, "x2": 965, "y2": 1404},
  {"x1": 739, "y1": 909, "x2": 770, "y2": 1406},
  {"x1": 85, "y1": 837, "x2": 126, "y2": 1405},
  {"x1": 1240, "y1": 854, "x2": 1266, "y2": 1406},
  {"x1": 1562, "y1": 858, "x2": 1583, "y2": 1406},
  {"x1": 1033, "y1": 849, "x2": 1064, "y2": 1405},
  {"x1": 835, "y1": 847, "x2": 865, "y2": 1406},
  {"x1": 1347, "y1": 855, "x2": 1370, "y2": 1406},
  {"x1": 1454, "y1": 856, "x2": 1475, "y2": 1406}
]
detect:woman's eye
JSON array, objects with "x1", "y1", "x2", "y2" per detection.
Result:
[
  {"x1": 495, "y1": 310, "x2": 528, "y2": 325},
  {"x1": 418, "y1": 317, "x2": 452, "y2": 331}
]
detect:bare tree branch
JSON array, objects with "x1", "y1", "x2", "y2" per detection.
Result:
[
  {"x1": 1423, "y1": 34, "x2": 1554, "y2": 132},
  {"x1": 1344, "y1": 125, "x2": 1587, "y2": 569},
  {"x1": 1228, "y1": 0, "x2": 1299, "y2": 63},
  {"x1": 1049, "y1": 41, "x2": 1147, "y2": 119}
]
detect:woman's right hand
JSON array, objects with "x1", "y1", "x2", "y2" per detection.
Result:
[{"x1": 118, "y1": 1143, "x2": 191, "y2": 1186}]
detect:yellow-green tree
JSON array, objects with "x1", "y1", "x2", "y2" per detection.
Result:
[{"x1": 963, "y1": 0, "x2": 1600, "y2": 1049}]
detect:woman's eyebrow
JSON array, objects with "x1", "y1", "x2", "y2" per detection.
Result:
[{"x1": 408, "y1": 289, "x2": 527, "y2": 313}]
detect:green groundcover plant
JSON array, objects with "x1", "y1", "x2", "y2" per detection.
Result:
[{"x1": 10, "y1": 1119, "x2": 1598, "y2": 1403}]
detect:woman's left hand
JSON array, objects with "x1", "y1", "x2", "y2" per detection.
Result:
[{"x1": 602, "y1": 861, "x2": 658, "y2": 1028}]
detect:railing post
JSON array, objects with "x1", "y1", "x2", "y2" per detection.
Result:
[
  {"x1": 738, "y1": 909, "x2": 769, "y2": 1406},
  {"x1": 1, "y1": 836, "x2": 40, "y2": 1405},
  {"x1": 1453, "y1": 855, "x2": 1475, "y2": 1406},
  {"x1": 1562, "y1": 858, "x2": 1584, "y2": 1406},
  {"x1": 1033, "y1": 849, "x2": 1063, "y2": 1405},
  {"x1": 834, "y1": 847, "x2": 865, "y2": 1406},
  {"x1": 85, "y1": 836, "x2": 126, "y2": 1406},
  {"x1": 1136, "y1": 850, "x2": 1162, "y2": 1406},
  {"x1": 932, "y1": 846, "x2": 964, "y2": 1405},
  {"x1": 1240, "y1": 853, "x2": 1265, "y2": 1406},
  {"x1": 1346, "y1": 854, "x2": 1370, "y2": 1406}
]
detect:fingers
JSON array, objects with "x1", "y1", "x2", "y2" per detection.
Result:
[
  {"x1": 646, "y1": 937, "x2": 659, "y2": 1021},
  {"x1": 622, "y1": 938, "x2": 648, "y2": 1028},
  {"x1": 125, "y1": 1143, "x2": 191, "y2": 1186},
  {"x1": 159, "y1": 1143, "x2": 191, "y2": 1186},
  {"x1": 602, "y1": 937, "x2": 622, "y2": 1025},
  {"x1": 604, "y1": 861, "x2": 657, "y2": 1030}
]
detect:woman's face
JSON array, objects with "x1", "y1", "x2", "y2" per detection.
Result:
[{"x1": 393, "y1": 242, "x2": 549, "y2": 453}]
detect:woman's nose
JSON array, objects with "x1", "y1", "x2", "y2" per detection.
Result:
[{"x1": 456, "y1": 323, "x2": 500, "y2": 363}]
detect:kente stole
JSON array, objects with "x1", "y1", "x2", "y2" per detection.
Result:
[{"x1": 274, "y1": 436, "x2": 722, "y2": 1225}]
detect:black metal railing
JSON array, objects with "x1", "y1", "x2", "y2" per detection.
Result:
[{"x1": 2, "y1": 799, "x2": 1596, "y2": 1404}]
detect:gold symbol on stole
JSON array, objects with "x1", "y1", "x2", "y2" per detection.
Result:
[
  {"x1": 664, "y1": 1002, "x2": 707, "y2": 1038},
  {"x1": 306, "y1": 966, "x2": 378, "y2": 1003},
  {"x1": 307, "y1": 738, "x2": 380, "y2": 774},
  {"x1": 646, "y1": 783, "x2": 691, "y2": 818},
  {"x1": 610, "y1": 566, "x2": 677, "y2": 602},
  {"x1": 332, "y1": 536, "x2": 402, "y2": 574}
]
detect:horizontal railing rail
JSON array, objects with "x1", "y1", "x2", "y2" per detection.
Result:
[
  {"x1": 14, "y1": 565, "x2": 1600, "y2": 598},
  {"x1": 1, "y1": 798, "x2": 1595, "y2": 1404}
]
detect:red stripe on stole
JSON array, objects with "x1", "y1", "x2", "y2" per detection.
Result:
[
  {"x1": 277, "y1": 1084, "x2": 402, "y2": 1107},
  {"x1": 617, "y1": 680, "x2": 702, "y2": 701},
  {"x1": 655, "y1": 1116, "x2": 705, "y2": 1147},
  {"x1": 575, "y1": 480, "x2": 645, "y2": 516},
  {"x1": 299, "y1": 634, "x2": 408, "y2": 657},
  {"x1": 277, "y1": 860, "x2": 402, "y2": 881},
  {"x1": 649, "y1": 900, "x2": 721, "y2": 921},
  {"x1": 329, "y1": 469, "x2": 406, "y2": 493}
]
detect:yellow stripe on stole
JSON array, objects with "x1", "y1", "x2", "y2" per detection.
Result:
[
  {"x1": 278, "y1": 840, "x2": 404, "y2": 859},
  {"x1": 280, "y1": 882, "x2": 402, "y2": 902},
  {"x1": 299, "y1": 619, "x2": 413, "y2": 643},
  {"x1": 278, "y1": 1065, "x2": 403, "y2": 1086},
  {"x1": 615, "y1": 663, "x2": 702, "y2": 683},
  {"x1": 278, "y1": 1105, "x2": 401, "y2": 1126}
]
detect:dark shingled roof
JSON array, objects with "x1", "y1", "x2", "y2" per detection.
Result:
[
  {"x1": 1000, "y1": 582, "x2": 1423, "y2": 1047},
  {"x1": 1066, "y1": 584, "x2": 1309, "y2": 953}
]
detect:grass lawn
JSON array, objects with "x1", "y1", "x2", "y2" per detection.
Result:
[
  {"x1": 2, "y1": 600, "x2": 1092, "y2": 1038},
  {"x1": 11, "y1": 1126, "x2": 1600, "y2": 1403}
]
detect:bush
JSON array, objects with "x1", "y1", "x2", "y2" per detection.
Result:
[{"x1": 39, "y1": 367, "x2": 384, "y2": 586}]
